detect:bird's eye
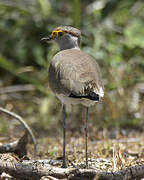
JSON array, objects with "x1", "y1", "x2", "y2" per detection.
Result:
[
  {"x1": 52, "y1": 32, "x2": 57, "y2": 38},
  {"x1": 58, "y1": 31, "x2": 64, "y2": 37}
]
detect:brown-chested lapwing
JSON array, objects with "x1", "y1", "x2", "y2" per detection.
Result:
[{"x1": 41, "y1": 26, "x2": 104, "y2": 168}]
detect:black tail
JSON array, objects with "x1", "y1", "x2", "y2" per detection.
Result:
[{"x1": 69, "y1": 92, "x2": 99, "y2": 101}]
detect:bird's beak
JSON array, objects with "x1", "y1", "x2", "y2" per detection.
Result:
[{"x1": 40, "y1": 35, "x2": 53, "y2": 42}]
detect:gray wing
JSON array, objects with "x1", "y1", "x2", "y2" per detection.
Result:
[{"x1": 48, "y1": 49, "x2": 104, "y2": 97}]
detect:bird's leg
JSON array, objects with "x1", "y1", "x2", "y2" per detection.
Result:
[
  {"x1": 62, "y1": 104, "x2": 67, "y2": 168},
  {"x1": 85, "y1": 107, "x2": 89, "y2": 168}
]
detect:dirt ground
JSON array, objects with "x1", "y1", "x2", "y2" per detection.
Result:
[
  {"x1": 1, "y1": 119, "x2": 144, "y2": 172},
  {"x1": 0, "y1": 93, "x2": 144, "y2": 173}
]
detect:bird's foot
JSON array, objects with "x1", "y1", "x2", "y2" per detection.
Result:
[{"x1": 62, "y1": 161, "x2": 67, "y2": 168}]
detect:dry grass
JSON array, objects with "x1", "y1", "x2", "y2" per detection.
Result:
[
  {"x1": 28, "y1": 128, "x2": 144, "y2": 172},
  {"x1": 0, "y1": 92, "x2": 144, "y2": 173}
]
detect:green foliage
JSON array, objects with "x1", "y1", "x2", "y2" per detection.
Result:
[
  {"x1": 48, "y1": 146, "x2": 58, "y2": 157},
  {"x1": 74, "y1": 0, "x2": 81, "y2": 28},
  {"x1": 0, "y1": 55, "x2": 46, "y2": 94},
  {"x1": 0, "y1": 0, "x2": 144, "y2": 129},
  {"x1": 0, "y1": 118, "x2": 7, "y2": 134},
  {"x1": 124, "y1": 19, "x2": 144, "y2": 48}
]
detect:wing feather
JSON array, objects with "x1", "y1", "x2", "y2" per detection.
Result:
[{"x1": 48, "y1": 49, "x2": 104, "y2": 97}]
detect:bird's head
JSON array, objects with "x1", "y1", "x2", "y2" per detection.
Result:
[{"x1": 41, "y1": 26, "x2": 81, "y2": 50}]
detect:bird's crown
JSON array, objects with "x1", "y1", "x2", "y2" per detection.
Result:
[{"x1": 51, "y1": 26, "x2": 81, "y2": 39}]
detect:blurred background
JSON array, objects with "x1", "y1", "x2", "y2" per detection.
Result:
[{"x1": 0, "y1": 0, "x2": 144, "y2": 138}]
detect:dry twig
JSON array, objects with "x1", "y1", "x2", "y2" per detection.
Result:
[
  {"x1": 0, "y1": 159, "x2": 144, "y2": 180},
  {"x1": 0, "y1": 84, "x2": 35, "y2": 94},
  {"x1": 0, "y1": 107, "x2": 37, "y2": 151},
  {"x1": 0, "y1": 132, "x2": 28, "y2": 157}
]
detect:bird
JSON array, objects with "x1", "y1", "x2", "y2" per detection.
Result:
[{"x1": 41, "y1": 26, "x2": 104, "y2": 168}]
